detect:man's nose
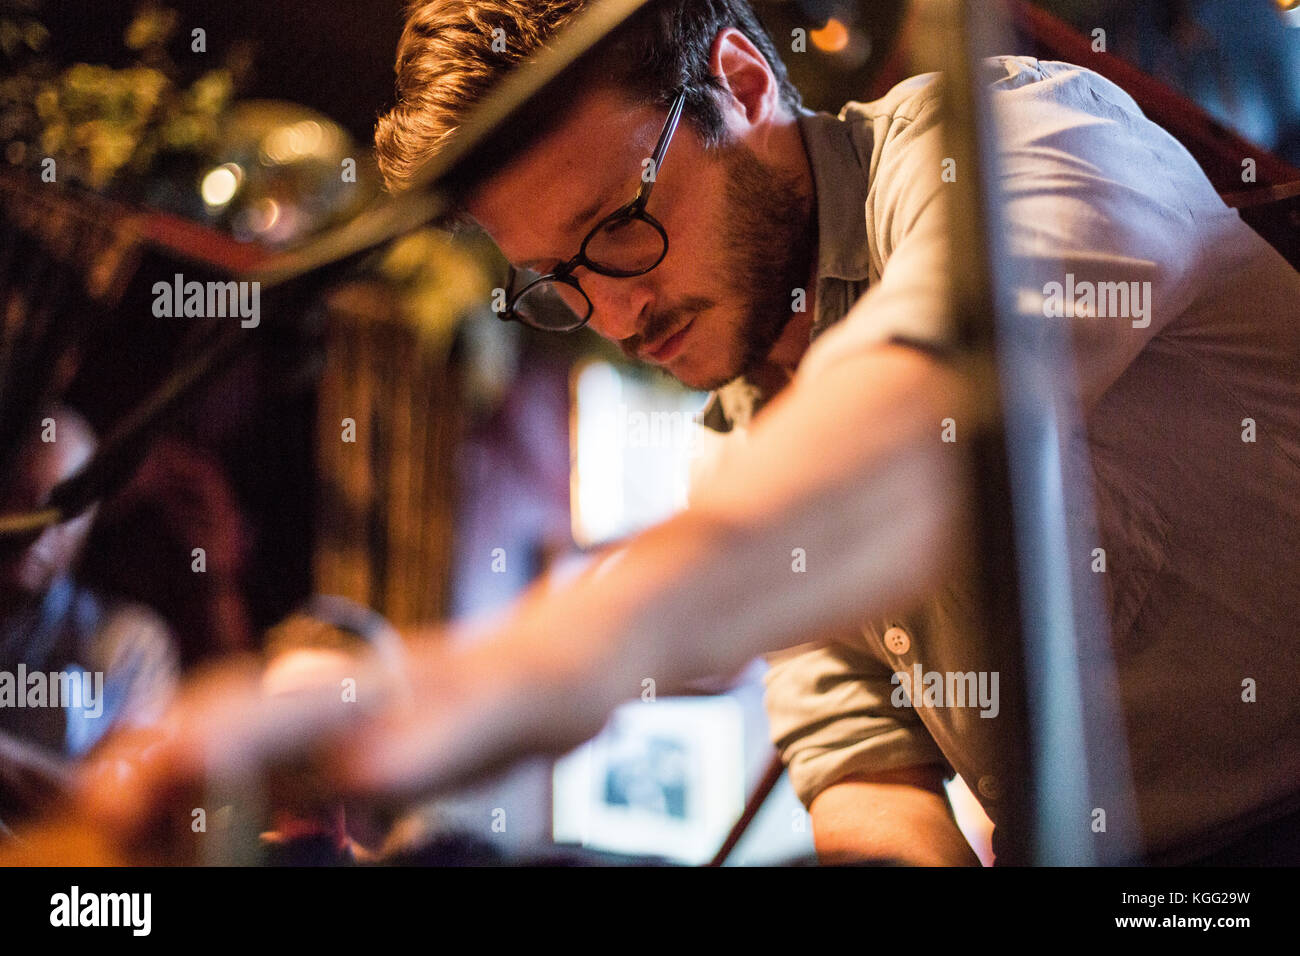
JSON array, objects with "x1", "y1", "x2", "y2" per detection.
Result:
[{"x1": 581, "y1": 272, "x2": 652, "y2": 342}]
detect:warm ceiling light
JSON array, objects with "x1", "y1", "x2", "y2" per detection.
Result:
[
  {"x1": 811, "y1": 18, "x2": 851, "y2": 53},
  {"x1": 200, "y1": 163, "x2": 241, "y2": 207}
]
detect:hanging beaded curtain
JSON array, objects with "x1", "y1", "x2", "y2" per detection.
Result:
[{"x1": 312, "y1": 230, "x2": 492, "y2": 628}]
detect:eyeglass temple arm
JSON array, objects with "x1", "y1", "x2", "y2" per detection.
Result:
[
  {"x1": 498, "y1": 263, "x2": 520, "y2": 321},
  {"x1": 635, "y1": 91, "x2": 687, "y2": 206}
]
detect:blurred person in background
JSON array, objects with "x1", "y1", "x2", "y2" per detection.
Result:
[
  {"x1": 78, "y1": 435, "x2": 256, "y2": 671},
  {"x1": 0, "y1": 405, "x2": 178, "y2": 834}
]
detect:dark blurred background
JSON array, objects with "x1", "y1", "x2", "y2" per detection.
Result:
[
  {"x1": 29, "y1": 1, "x2": 1300, "y2": 160},
  {"x1": 1, "y1": 0, "x2": 1296, "y2": 864}
]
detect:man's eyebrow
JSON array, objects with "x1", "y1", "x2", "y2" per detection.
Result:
[
  {"x1": 564, "y1": 187, "x2": 621, "y2": 233},
  {"x1": 518, "y1": 185, "x2": 622, "y2": 270}
]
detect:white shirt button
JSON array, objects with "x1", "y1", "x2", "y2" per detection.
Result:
[{"x1": 883, "y1": 626, "x2": 911, "y2": 655}]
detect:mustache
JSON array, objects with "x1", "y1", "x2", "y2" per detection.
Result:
[{"x1": 621, "y1": 297, "x2": 713, "y2": 358}]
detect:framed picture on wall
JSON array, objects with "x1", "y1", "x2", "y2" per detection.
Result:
[{"x1": 552, "y1": 696, "x2": 746, "y2": 865}]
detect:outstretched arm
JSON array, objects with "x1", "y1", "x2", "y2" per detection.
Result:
[{"x1": 333, "y1": 342, "x2": 972, "y2": 796}]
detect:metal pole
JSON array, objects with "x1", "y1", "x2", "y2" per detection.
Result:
[{"x1": 909, "y1": 0, "x2": 1140, "y2": 864}]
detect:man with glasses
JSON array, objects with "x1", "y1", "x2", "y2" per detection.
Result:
[
  {"x1": 86, "y1": 0, "x2": 1300, "y2": 867},
  {"x1": 478, "y1": 80, "x2": 821, "y2": 399},
  {"x1": 493, "y1": 81, "x2": 815, "y2": 391}
]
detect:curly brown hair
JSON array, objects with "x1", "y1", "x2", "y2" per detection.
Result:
[{"x1": 373, "y1": 0, "x2": 802, "y2": 196}]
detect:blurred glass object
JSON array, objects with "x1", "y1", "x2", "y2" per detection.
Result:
[{"x1": 190, "y1": 101, "x2": 377, "y2": 246}]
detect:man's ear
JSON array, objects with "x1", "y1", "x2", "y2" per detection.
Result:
[{"x1": 708, "y1": 27, "x2": 781, "y2": 134}]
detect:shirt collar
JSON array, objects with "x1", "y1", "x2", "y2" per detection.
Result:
[
  {"x1": 696, "y1": 107, "x2": 873, "y2": 434},
  {"x1": 796, "y1": 106, "x2": 873, "y2": 285}
]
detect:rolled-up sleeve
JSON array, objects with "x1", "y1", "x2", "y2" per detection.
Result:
[{"x1": 762, "y1": 632, "x2": 947, "y2": 808}]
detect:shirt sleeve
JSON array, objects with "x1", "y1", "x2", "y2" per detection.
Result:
[
  {"x1": 797, "y1": 58, "x2": 1212, "y2": 410},
  {"x1": 762, "y1": 628, "x2": 948, "y2": 809}
]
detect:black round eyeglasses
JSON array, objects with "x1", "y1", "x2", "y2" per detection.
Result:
[{"x1": 498, "y1": 90, "x2": 687, "y2": 332}]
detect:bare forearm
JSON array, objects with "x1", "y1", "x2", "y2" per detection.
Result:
[
  {"x1": 498, "y1": 345, "x2": 968, "y2": 704},
  {"x1": 810, "y1": 772, "x2": 981, "y2": 866}
]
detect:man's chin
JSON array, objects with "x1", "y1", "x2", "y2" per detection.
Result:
[{"x1": 658, "y1": 357, "x2": 742, "y2": 393}]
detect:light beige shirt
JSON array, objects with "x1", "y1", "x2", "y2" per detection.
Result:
[{"x1": 696, "y1": 56, "x2": 1300, "y2": 860}]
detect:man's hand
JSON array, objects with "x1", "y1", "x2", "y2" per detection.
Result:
[
  {"x1": 71, "y1": 653, "x2": 362, "y2": 862},
  {"x1": 809, "y1": 765, "x2": 981, "y2": 866},
  {"x1": 69, "y1": 627, "x2": 604, "y2": 859}
]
